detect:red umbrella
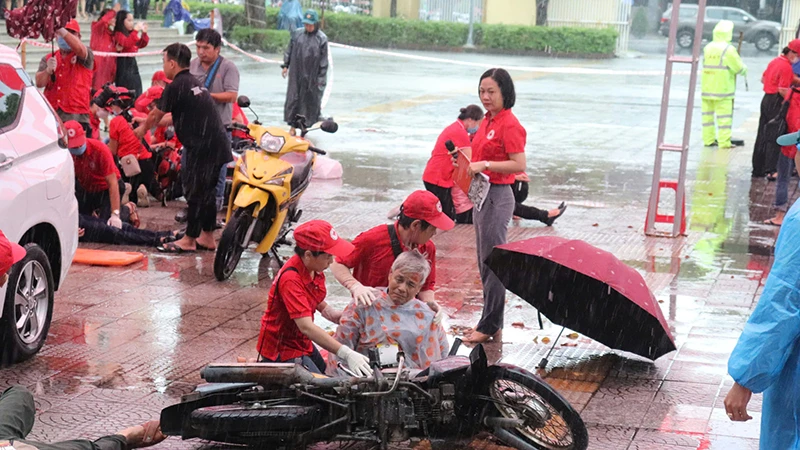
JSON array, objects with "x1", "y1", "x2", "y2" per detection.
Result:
[
  {"x1": 4, "y1": 0, "x2": 77, "y2": 42},
  {"x1": 485, "y1": 236, "x2": 676, "y2": 363}
]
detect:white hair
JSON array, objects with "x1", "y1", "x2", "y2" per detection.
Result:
[{"x1": 390, "y1": 249, "x2": 431, "y2": 284}]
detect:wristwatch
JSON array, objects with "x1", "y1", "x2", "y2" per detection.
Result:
[
  {"x1": 112, "y1": 209, "x2": 120, "y2": 216},
  {"x1": 484, "y1": 161, "x2": 491, "y2": 170}
]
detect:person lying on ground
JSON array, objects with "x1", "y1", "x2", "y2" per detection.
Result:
[
  {"x1": 329, "y1": 249, "x2": 450, "y2": 372},
  {"x1": 0, "y1": 385, "x2": 166, "y2": 450},
  {"x1": 79, "y1": 213, "x2": 179, "y2": 247},
  {"x1": 256, "y1": 220, "x2": 372, "y2": 376}
]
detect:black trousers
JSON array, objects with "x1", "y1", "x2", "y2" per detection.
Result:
[
  {"x1": 512, "y1": 180, "x2": 549, "y2": 223},
  {"x1": 753, "y1": 93, "x2": 785, "y2": 177},
  {"x1": 75, "y1": 178, "x2": 125, "y2": 221},
  {"x1": 125, "y1": 156, "x2": 158, "y2": 204},
  {"x1": 79, "y1": 214, "x2": 170, "y2": 247},
  {"x1": 423, "y1": 181, "x2": 456, "y2": 220},
  {"x1": 133, "y1": 0, "x2": 149, "y2": 19},
  {"x1": 185, "y1": 164, "x2": 223, "y2": 238},
  {"x1": 0, "y1": 386, "x2": 127, "y2": 450}
]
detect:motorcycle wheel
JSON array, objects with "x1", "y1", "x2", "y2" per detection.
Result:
[
  {"x1": 486, "y1": 365, "x2": 588, "y2": 450},
  {"x1": 213, "y1": 208, "x2": 253, "y2": 281},
  {"x1": 189, "y1": 403, "x2": 320, "y2": 444}
]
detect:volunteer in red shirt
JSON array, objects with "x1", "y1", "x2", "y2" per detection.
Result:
[
  {"x1": 66, "y1": 120, "x2": 124, "y2": 228},
  {"x1": 113, "y1": 10, "x2": 149, "y2": 97},
  {"x1": 422, "y1": 104, "x2": 484, "y2": 220},
  {"x1": 766, "y1": 86, "x2": 800, "y2": 226},
  {"x1": 91, "y1": 5, "x2": 120, "y2": 91},
  {"x1": 103, "y1": 86, "x2": 154, "y2": 207},
  {"x1": 151, "y1": 70, "x2": 170, "y2": 88},
  {"x1": 0, "y1": 229, "x2": 26, "y2": 289},
  {"x1": 753, "y1": 40, "x2": 800, "y2": 179},
  {"x1": 463, "y1": 68, "x2": 527, "y2": 344},
  {"x1": 256, "y1": 220, "x2": 372, "y2": 376},
  {"x1": 331, "y1": 190, "x2": 454, "y2": 321},
  {"x1": 34, "y1": 21, "x2": 94, "y2": 137}
]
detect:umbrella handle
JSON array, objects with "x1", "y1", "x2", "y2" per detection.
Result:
[{"x1": 538, "y1": 326, "x2": 566, "y2": 369}]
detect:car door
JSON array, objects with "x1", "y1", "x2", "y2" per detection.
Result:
[
  {"x1": 726, "y1": 8, "x2": 755, "y2": 42},
  {"x1": 704, "y1": 7, "x2": 726, "y2": 40}
]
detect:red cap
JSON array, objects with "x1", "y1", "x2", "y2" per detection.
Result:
[
  {"x1": 64, "y1": 120, "x2": 86, "y2": 149},
  {"x1": 401, "y1": 190, "x2": 455, "y2": 231},
  {"x1": 294, "y1": 220, "x2": 354, "y2": 258},
  {"x1": 65, "y1": 19, "x2": 80, "y2": 35},
  {"x1": 0, "y1": 230, "x2": 26, "y2": 278},
  {"x1": 134, "y1": 85, "x2": 164, "y2": 112},
  {"x1": 151, "y1": 71, "x2": 171, "y2": 84},
  {"x1": 789, "y1": 39, "x2": 800, "y2": 54}
]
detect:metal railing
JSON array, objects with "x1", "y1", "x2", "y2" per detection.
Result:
[
  {"x1": 546, "y1": 0, "x2": 633, "y2": 55},
  {"x1": 267, "y1": 0, "x2": 372, "y2": 16}
]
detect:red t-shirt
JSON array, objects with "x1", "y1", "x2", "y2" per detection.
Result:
[
  {"x1": 422, "y1": 120, "x2": 472, "y2": 188},
  {"x1": 109, "y1": 113, "x2": 152, "y2": 160},
  {"x1": 257, "y1": 255, "x2": 326, "y2": 361},
  {"x1": 335, "y1": 222, "x2": 436, "y2": 292},
  {"x1": 114, "y1": 30, "x2": 149, "y2": 53},
  {"x1": 782, "y1": 88, "x2": 800, "y2": 159},
  {"x1": 73, "y1": 139, "x2": 121, "y2": 192},
  {"x1": 471, "y1": 109, "x2": 526, "y2": 185},
  {"x1": 762, "y1": 55, "x2": 794, "y2": 95}
]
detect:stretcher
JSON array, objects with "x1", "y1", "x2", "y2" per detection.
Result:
[{"x1": 73, "y1": 248, "x2": 145, "y2": 266}]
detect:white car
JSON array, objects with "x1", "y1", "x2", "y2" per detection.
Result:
[{"x1": 0, "y1": 44, "x2": 78, "y2": 365}]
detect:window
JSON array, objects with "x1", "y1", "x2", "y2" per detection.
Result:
[
  {"x1": 726, "y1": 9, "x2": 755, "y2": 24},
  {"x1": 0, "y1": 64, "x2": 25, "y2": 130},
  {"x1": 679, "y1": 8, "x2": 696, "y2": 19},
  {"x1": 706, "y1": 8, "x2": 726, "y2": 20}
]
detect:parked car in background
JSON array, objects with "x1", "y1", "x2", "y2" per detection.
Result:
[
  {"x1": 660, "y1": 4, "x2": 781, "y2": 51},
  {"x1": 0, "y1": 44, "x2": 78, "y2": 365}
]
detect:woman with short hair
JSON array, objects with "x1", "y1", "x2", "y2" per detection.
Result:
[
  {"x1": 331, "y1": 250, "x2": 450, "y2": 371},
  {"x1": 464, "y1": 68, "x2": 527, "y2": 344}
]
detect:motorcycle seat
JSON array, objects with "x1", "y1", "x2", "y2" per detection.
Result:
[{"x1": 280, "y1": 151, "x2": 314, "y2": 191}]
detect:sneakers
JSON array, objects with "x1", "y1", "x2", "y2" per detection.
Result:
[
  {"x1": 122, "y1": 183, "x2": 132, "y2": 205},
  {"x1": 137, "y1": 185, "x2": 150, "y2": 208}
]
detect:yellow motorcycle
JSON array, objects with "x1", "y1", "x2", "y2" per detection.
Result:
[{"x1": 213, "y1": 96, "x2": 337, "y2": 281}]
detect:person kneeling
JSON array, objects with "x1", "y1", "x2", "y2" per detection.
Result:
[
  {"x1": 255, "y1": 220, "x2": 372, "y2": 376},
  {"x1": 330, "y1": 249, "x2": 450, "y2": 371}
]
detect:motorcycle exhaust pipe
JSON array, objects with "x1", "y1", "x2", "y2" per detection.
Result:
[{"x1": 483, "y1": 416, "x2": 527, "y2": 429}]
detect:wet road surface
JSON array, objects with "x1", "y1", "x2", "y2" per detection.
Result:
[{"x1": 3, "y1": 46, "x2": 793, "y2": 449}]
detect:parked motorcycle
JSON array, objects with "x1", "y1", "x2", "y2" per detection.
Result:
[
  {"x1": 160, "y1": 340, "x2": 588, "y2": 449},
  {"x1": 213, "y1": 96, "x2": 338, "y2": 281}
]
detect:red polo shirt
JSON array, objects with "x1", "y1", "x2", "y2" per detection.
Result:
[
  {"x1": 257, "y1": 255, "x2": 327, "y2": 361},
  {"x1": 422, "y1": 120, "x2": 472, "y2": 188},
  {"x1": 471, "y1": 108, "x2": 526, "y2": 185},
  {"x1": 41, "y1": 49, "x2": 93, "y2": 115},
  {"x1": 72, "y1": 139, "x2": 121, "y2": 193},
  {"x1": 335, "y1": 222, "x2": 436, "y2": 292},
  {"x1": 109, "y1": 112, "x2": 152, "y2": 160},
  {"x1": 763, "y1": 55, "x2": 794, "y2": 95}
]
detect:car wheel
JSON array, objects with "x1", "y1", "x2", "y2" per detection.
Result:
[
  {"x1": 1, "y1": 244, "x2": 54, "y2": 365},
  {"x1": 677, "y1": 29, "x2": 694, "y2": 49},
  {"x1": 754, "y1": 32, "x2": 776, "y2": 52}
]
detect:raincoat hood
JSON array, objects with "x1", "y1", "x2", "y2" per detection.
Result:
[{"x1": 713, "y1": 20, "x2": 734, "y2": 43}]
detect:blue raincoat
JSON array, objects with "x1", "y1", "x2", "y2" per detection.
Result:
[
  {"x1": 728, "y1": 199, "x2": 800, "y2": 449},
  {"x1": 277, "y1": 0, "x2": 303, "y2": 31}
]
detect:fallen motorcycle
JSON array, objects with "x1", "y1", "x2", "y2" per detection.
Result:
[{"x1": 160, "y1": 340, "x2": 588, "y2": 449}]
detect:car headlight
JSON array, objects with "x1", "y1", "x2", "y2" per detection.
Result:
[{"x1": 260, "y1": 132, "x2": 285, "y2": 153}]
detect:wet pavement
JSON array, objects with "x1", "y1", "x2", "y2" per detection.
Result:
[{"x1": 2, "y1": 47, "x2": 794, "y2": 449}]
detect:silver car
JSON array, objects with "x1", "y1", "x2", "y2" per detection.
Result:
[{"x1": 660, "y1": 5, "x2": 781, "y2": 51}]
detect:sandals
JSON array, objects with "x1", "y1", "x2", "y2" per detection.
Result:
[{"x1": 157, "y1": 242, "x2": 195, "y2": 253}]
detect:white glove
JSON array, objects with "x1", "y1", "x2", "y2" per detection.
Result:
[
  {"x1": 350, "y1": 282, "x2": 378, "y2": 306},
  {"x1": 107, "y1": 213, "x2": 123, "y2": 229},
  {"x1": 337, "y1": 345, "x2": 372, "y2": 377},
  {"x1": 427, "y1": 301, "x2": 445, "y2": 325},
  {"x1": 46, "y1": 58, "x2": 57, "y2": 75}
]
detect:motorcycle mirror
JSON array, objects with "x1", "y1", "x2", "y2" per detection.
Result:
[
  {"x1": 320, "y1": 120, "x2": 338, "y2": 133},
  {"x1": 237, "y1": 96, "x2": 251, "y2": 108}
]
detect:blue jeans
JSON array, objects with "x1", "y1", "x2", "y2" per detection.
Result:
[
  {"x1": 774, "y1": 153, "x2": 797, "y2": 212},
  {"x1": 112, "y1": 0, "x2": 129, "y2": 11}
]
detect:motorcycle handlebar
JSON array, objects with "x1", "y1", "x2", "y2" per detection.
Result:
[
  {"x1": 227, "y1": 123, "x2": 250, "y2": 132},
  {"x1": 308, "y1": 145, "x2": 327, "y2": 155}
]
